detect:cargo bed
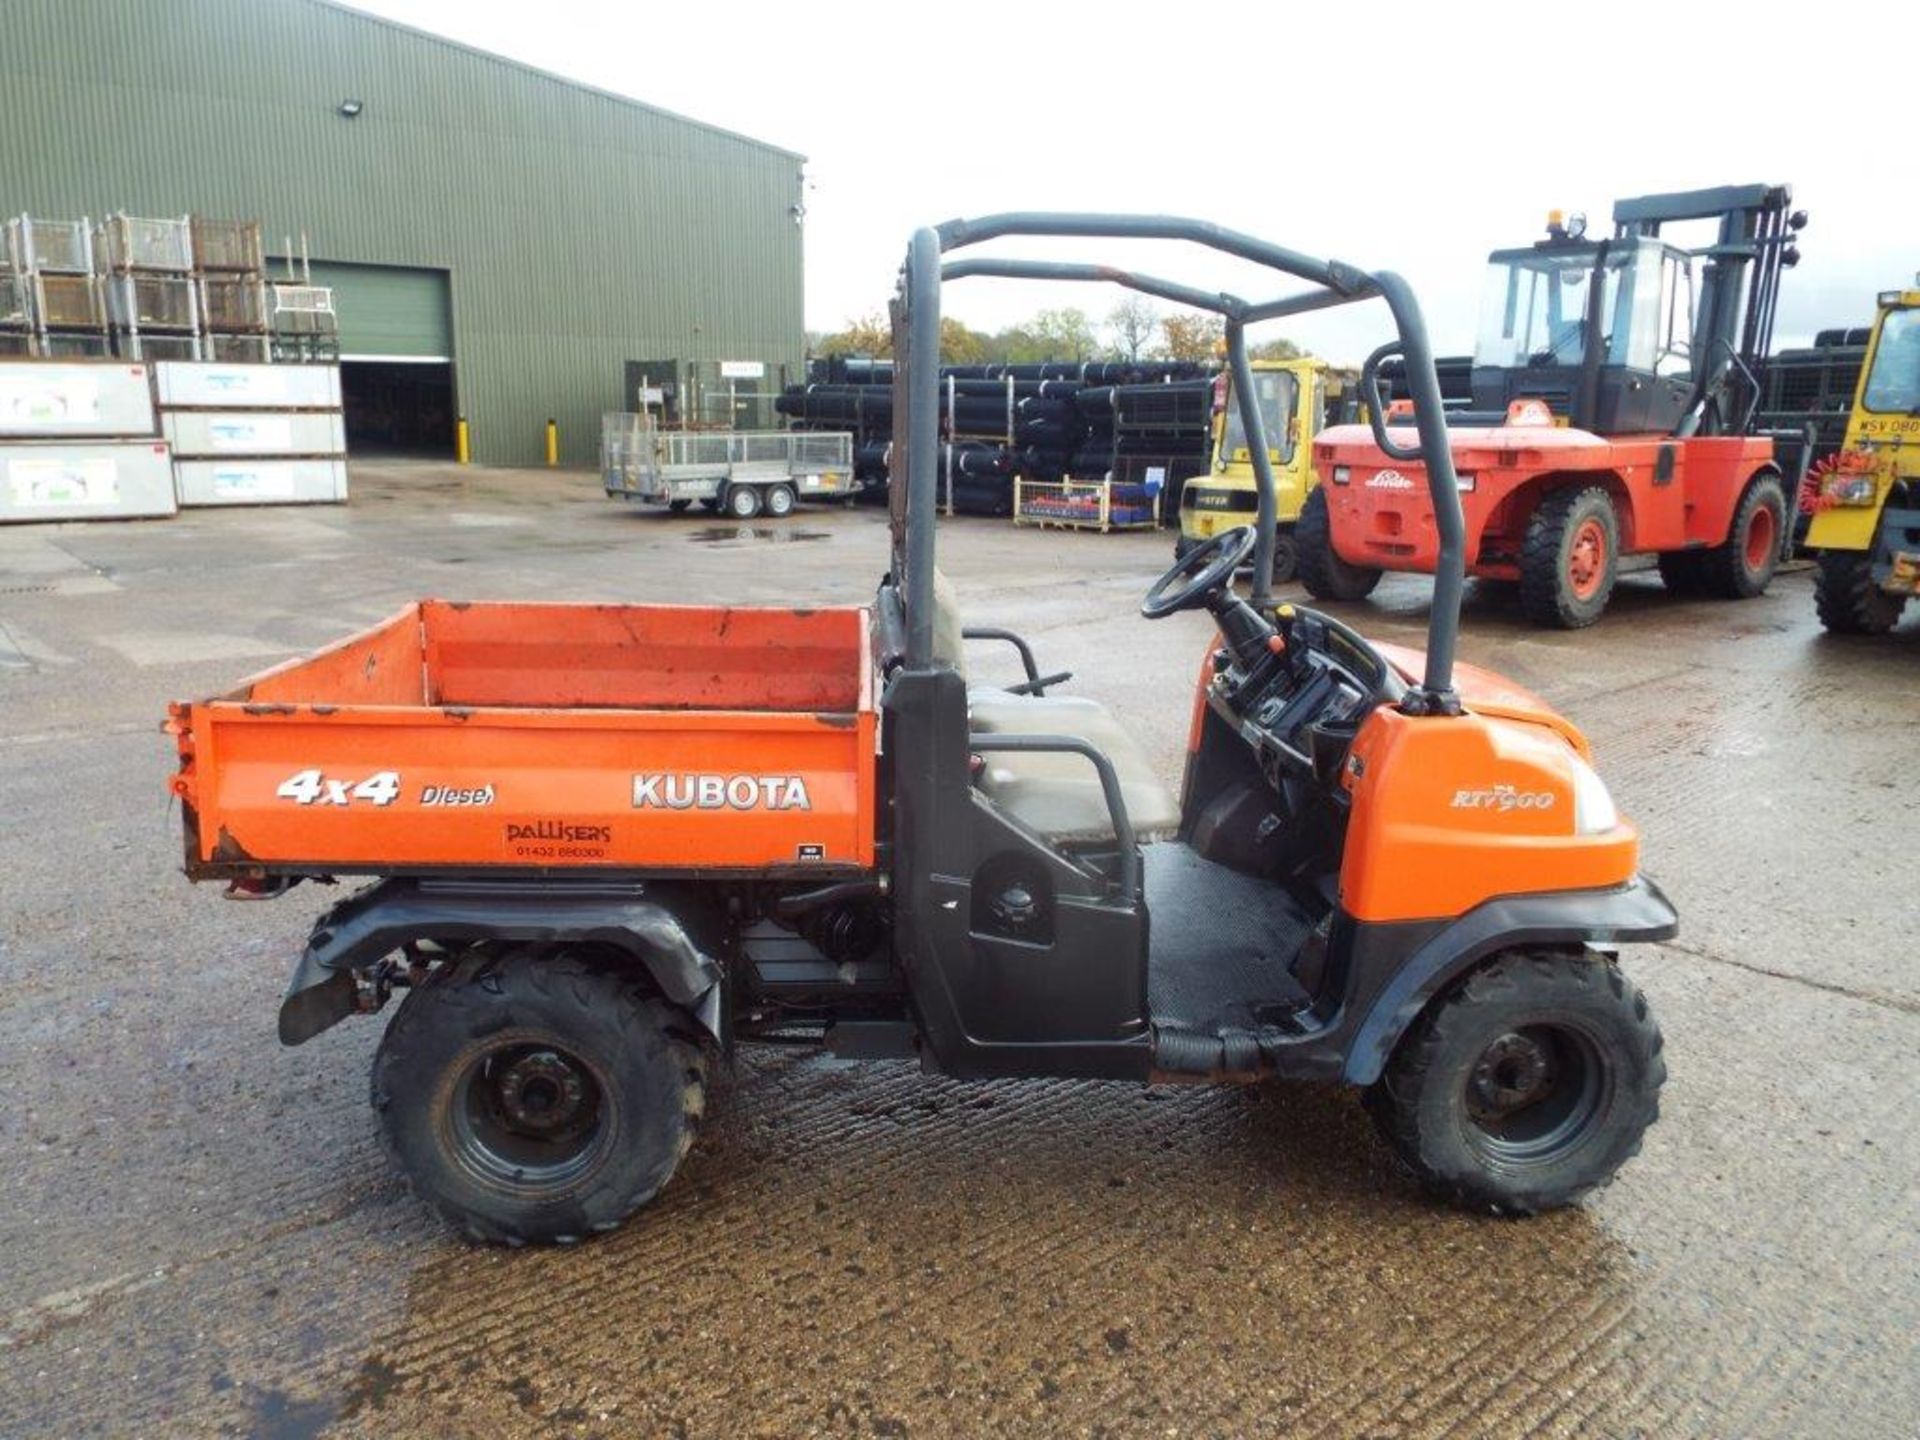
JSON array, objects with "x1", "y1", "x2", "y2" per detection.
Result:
[{"x1": 168, "y1": 601, "x2": 877, "y2": 879}]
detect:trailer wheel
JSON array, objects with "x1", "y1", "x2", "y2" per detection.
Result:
[
  {"x1": 1815, "y1": 550, "x2": 1906, "y2": 635},
  {"x1": 1520, "y1": 486, "x2": 1617, "y2": 628},
  {"x1": 1296, "y1": 487, "x2": 1381, "y2": 601},
  {"x1": 763, "y1": 483, "x2": 797, "y2": 518},
  {"x1": 1699, "y1": 474, "x2": 1786, "y2": 599},
  {"x1": 668, "y1": 499, "x2": 692, "y2": 513},
  {"x1": 371, "y1": 948, "x2": 706, "y2": 1245},
  {"x1": 724, "y1": 485, "x2": 762, "y2": 520},
  {"x1": 1364, "y1": 950, "x2": 1664, "y2": 1216}
]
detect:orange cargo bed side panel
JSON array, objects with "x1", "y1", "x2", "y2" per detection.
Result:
[{"x1": 172, "y1": 602, "x2": 877, "y2": 878}]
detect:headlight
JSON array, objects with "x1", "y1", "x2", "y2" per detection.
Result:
[
  {"x1": 1568, "y1": 753, "x2": 1618, "y2": 835},
  {"x1": 1822, "y1": 474, "x2": 1877, "y2": 507},
  {"x1": 1332, "y1": 465, "x2": 1351, "y2": 485}
]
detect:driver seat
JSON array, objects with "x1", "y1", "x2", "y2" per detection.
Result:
[{"x1": 932, "y1": 571, "x2": 1183, "y2": 849}]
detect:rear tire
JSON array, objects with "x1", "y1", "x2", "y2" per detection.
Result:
[
  {"x1": 1365, "y1": 950, "x2": 1664, "y2": 1215},
  {"x1": 1520, "y1": 486, "x2": 1618, "y2": 628},
  {"x1": 1699, "y1": 473, "x2": 1786, "y2": 599},
  {"x1": 763, "y1": 483, "x2": 797, "y2": 518},
  {"x1": 724, "y1": 485, "x2": 762, "y2": 520},
  {"x1": 667, "y1": 498, "x2": 692, "y2": 514},
  {"x1": 1296, "y1": 487, "x2": 1381, "y2": 602},
  {"x1": 1815, "y1": 550, "x2": 1905, "y2": 634},
  {"x1": 372, "y1": 949, "x2": 706, "y2": 1245}
]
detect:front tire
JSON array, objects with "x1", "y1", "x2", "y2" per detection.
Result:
[
  {"x1": 724, "y1": 484, "x2": 762, "y2": 520},
  {"x1": 1699, "y1": 473, "x2": 1786, "y2": 599},
  {"x1": 372, "y1": 949, "x2": 706, "y2": 1245},
  {"x1": 1815, "y1": 550, "x2": 1905, "y2": 634},
  {"x1": 1296, "y1": 486, "x2": 1381, "y2": 601},
  {"x1": 1365, "y1": 950, "x2": 1664, "y2": 1215},
  {"x1": 1520, "y1": 486, "x2": 1618, "y2": 628}
]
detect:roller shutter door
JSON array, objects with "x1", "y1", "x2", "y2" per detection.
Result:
[{"x1": 305, "y1": 262, "x2": 451, "y2": 361}]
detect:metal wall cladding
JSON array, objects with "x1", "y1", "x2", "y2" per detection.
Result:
[
  {"x1": 162, "y1": 409, "x2": 346, "y2": 457},
  {"x1": 0, "y1": 359, "x2": 157, "y2": 437},
  {"x1": 155, "y1": 360, "x2": 340, "y2": 409},
  {"x1": 0, "y1": 439, "x2": 177, "y2": 522},
  {"x1": 173, "y1": 457, "x2": 347, "y2": 506},
  {"x1": 2, "y1": 0, "x2": 806, "y2": 466}
]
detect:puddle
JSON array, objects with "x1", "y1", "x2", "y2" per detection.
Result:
[{"x1": 689, "y1": 526, "x2": 830, "y2": 545}]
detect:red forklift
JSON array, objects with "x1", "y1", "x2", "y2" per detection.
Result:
[{"x1": 1301, "y1": 185, "x2": 1807, "y2": 627}]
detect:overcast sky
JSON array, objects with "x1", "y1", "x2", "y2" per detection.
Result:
[{"x1": 352, "y1": 0, "x2": 1914, "y2": 364}]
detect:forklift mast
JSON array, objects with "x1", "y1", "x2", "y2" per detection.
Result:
[{"x1": 1610, "y1": 184, "x2": 1805, "y2": 437}]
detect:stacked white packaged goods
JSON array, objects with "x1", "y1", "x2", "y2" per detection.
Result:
[
  {"x1": 155, "y1": 360, "x2": 347, "y2": 506},
  {"x1": 0, "y1": 357, "x2": 176, "y2": 523}
]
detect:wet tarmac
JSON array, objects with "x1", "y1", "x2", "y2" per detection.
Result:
[{"x1": 1, "y1": 461, "x2": 1915, "y2": 1438}]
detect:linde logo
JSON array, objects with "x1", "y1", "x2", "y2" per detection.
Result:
[
  {"x1": 633, "y1": 774, "x2": 813, "y2": 811},
  {"x1": 1451, "y1": 785, "x2": 1556, "y2": 813},
  {"x1": 1367, "y1": 469, "x2": 1416, "y2": 490}
]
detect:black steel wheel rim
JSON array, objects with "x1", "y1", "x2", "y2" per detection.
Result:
[
  {"x1": 1461, "y1": 1023, "x2": 1610, "y2": 1169},
  {"x1": 449, "y1": 1040, "x2": 612, "y2": 1193}
]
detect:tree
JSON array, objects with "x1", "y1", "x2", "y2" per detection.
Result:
[
  {"x1": 1159, "y1": 312, "x2": 1225, "y2": 363},
  {"x1": 1008, "y1": 307, "x2": 1097, "y2": 362},
  {"x1": 1249, "y1": 335, "x2": 1304, "y2": 362},
  {"x1": 811, "y1": 311, "x2": 892, "y2": 358},
  {"x1": 940, "y1": 317, "x2": 990, "y2": 364},
  {"x1": 1104, "y1": 296, "x2": 1161, "y2": 362}
]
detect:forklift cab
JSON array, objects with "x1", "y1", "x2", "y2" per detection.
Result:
[{"x1": 1470, "y1": 230, "x2": 1697, "y2": 434}]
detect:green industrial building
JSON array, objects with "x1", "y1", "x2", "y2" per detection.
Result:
[{"x1": 1, "y1": 0, "x2": 806, "y2": 465}]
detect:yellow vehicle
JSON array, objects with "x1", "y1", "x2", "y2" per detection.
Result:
[
  {"x1": 1177, "y1": 357, "x2": 1345, "y2": 582},
  {"x1": 1804, "y1": 283, "x2": 1920, "y2": 634}
]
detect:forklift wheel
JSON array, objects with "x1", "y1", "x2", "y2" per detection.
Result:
[
  {"x1": 1815, "y1": 550, "x2": 1907, "y2": 635},
  {"x1": 371, "y1": 948, "x2": 706, "y2": 1245},
  {"x1": 1520, "y1": 486, "x2": 1618, "y2": 628},
  {"x1": 1364, "y1": 950, "x2": 1663, "y2": 1216},
  {"x1": 1699, "y1": 474, "x2": 1787, "y2": 599},
  {"x1": 1296, "y1": 488, "x2": 1380, "y2": 602},
  {"x1": 1270, "y1": 529, "x2": 1299, "y2": 586}
]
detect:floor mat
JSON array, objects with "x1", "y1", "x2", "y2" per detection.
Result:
[{"x1": 1144, "y1": 841, "x2": 1316, "y2": 1032}]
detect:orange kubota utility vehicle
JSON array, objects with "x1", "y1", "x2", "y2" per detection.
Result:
[{"x1": 169, "y1": 216, "x2": 1676, "y2": 1245}]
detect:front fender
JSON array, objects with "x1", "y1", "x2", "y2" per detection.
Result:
[
  {"x1": 277, "y1": 878, "x2": 726, "y2": 1046},
  {"x1": 1339, "y1": 875, "x2": 1678, "y2": 1085}
]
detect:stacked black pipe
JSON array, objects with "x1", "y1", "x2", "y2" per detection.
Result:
[{"x1": 781, "y1": 356, "x2": 1217, "y2": 516}]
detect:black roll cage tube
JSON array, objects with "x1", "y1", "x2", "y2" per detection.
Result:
[{"x1": 897, "y1": 214, "x2": 1465, "y2": 714}]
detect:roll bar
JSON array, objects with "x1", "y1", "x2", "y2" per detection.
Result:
[{"x1": 892, "y1": 213, "x2": 1465, "y2": 713}]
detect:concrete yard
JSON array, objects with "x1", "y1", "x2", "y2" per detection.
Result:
[{"x1": 1, "y1": 461, "x2": 1915, "y2": 1439}]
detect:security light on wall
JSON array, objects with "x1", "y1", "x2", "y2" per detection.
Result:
[{"x1": 338, "y1": 99, "x2": 364, "y2": 118}]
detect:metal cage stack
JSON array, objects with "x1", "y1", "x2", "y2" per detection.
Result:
[
  {"x1": 98, "y1": 213, "x2": 200, "y2": 362},
  {"x1": 193, "y1": 217, "x2": 271, "y2": 365},
  {"x1": 6, "y1": 215, "x2": 108, "y2": 359}
]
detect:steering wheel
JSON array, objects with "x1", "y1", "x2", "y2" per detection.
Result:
[{"x1": 1140, "y1": 526, "x2": 1258, "y2": 619}]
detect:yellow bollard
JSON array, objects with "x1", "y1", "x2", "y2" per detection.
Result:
[
  {"x1": 545, "y1": 418, "x2": 558, "y2": 468},
  {"x1": 455, "y1": 416, "x2": 471, "y2": 465}
]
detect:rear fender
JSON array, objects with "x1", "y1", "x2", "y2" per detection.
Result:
[
  {"x1": 1339, "y1": 876, "x2": 1677, "y2": 1085},
  {"x1": 277, "y1": 878, "x2": 726, "y2": 1045}
]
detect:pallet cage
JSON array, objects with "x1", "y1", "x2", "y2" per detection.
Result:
[
  {"x1": 204, "y1": 333, "x2": 272, "y2": 364},
  {"x1": 1013, "y1": 477, "x2": 1159, "y2": 532},
  {"x1": 33, "y1": 273, "x2": 106, "y2": 330},
  {"x1": 98, "y1": 214, "x2": 194, "y2": 273},
  {"x1": 0, "y1": 271, "x2": 29, "y2": 328},
  {"x1": 6, "y1": 216, "x2": 93, "y2": 274},
  {"x1": 269, "y1": 285, "x2": 338, "y2": 336},
  {"x1": 199, "y1": 275, "x2": 268, "y2": 333},
  {"x1": 107, "y1": 273, "x2": 199, "y2": 332},
  {"x1": 190, "y1": 217, "x2": 265, "y2": 274}
]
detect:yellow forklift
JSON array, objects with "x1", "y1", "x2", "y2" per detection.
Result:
[
  {"x1": 1176, "y1": 357, "x2": 1347, "y2": 582},
  {"x1": 1804, "y1": 281, "x2": 1920, "y2": 634}
]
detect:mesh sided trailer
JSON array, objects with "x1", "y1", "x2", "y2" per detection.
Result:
[{"x1": 601, "y1": 413, "x2": 855, "y2": 506}]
